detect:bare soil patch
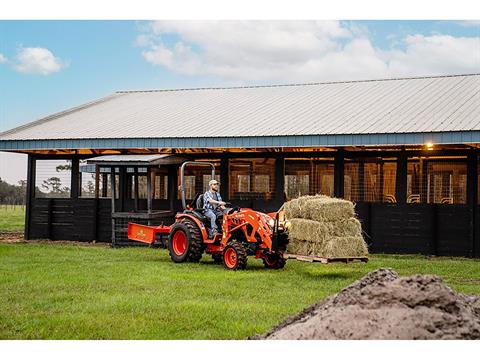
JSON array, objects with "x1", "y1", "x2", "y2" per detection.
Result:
[{"x1": 0, "y1": 231, "x2": 25, "y2": 243}]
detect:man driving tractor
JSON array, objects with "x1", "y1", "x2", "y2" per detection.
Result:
[{"x1": 204, "y1": 179, "x2": 227, "y2": 238}]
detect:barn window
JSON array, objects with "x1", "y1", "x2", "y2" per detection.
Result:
[
  {"x1": 344, "y1": 157, "x2": 397, "y2": 203},
  {"x1": 154, "y1": 170, "x2": 169, "y2": 200},
  {"x1": 127, "y1": 168, "x2": 148, "y2": 200},
  {"x1": 79, "y1": 160, "x2": 96, "y2": 198},
  {"x1": 177, "y1": 160, "x2": 220, "y2": 200},
  {"x1": 34, "y1": 159, "x2": 72, "y2": 198},
  {"x1": 284, "y1": 158, "x2": 334, "y2": 200},
  {"x1": 407, "y1": 157, "x2": 467, "y2": 204},
  {"x1": 229, "y1": 158, "x2": 276, "y2": 200},
  {"x1": 98, "y1": 167, "x2": 119, "y2": 199}
]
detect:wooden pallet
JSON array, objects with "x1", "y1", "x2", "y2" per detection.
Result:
[{"x1": 284, "y1": 253, "x2": 368, "y2": 264}]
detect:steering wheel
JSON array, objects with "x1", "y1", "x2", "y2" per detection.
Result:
[{"x1": 225, "y1": 202, "x2": 240, "y2": 214}]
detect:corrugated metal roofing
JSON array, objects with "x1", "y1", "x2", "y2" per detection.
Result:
[
  {"x1": 86, "y1": 154, "x2": 186, "y2": 165},
  {"x1": 1, "y1": 74, "x2": 479, "y2": 149}
]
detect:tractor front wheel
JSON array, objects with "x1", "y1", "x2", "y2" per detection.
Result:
[
  {"x1": 262, "y1": 252, "x2": 286, "y2": 269},
  {"x1": 222, "y1": 240, "x2": 248, "y2": 270}
]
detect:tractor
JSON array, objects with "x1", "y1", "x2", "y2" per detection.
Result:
[{"x1": 127, "y1": 161, "x2": 290, "y2": 270}]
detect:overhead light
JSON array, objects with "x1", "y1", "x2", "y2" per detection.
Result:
[{"x1": 425, "y1": 142, "x2": 434, "y2": 150}]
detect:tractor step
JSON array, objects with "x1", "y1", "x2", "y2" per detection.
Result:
[{"x1": 284, "y1": 253, "x2": 368, "y2": 264}]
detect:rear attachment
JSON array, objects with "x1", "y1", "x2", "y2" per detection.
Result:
[{"x1": 127, "y1": 223, "x2": 171, "y2": 245}]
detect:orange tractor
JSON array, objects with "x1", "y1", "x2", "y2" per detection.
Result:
[{"x1": 127, "y1": 161, "x2": 290, "y2": 270}]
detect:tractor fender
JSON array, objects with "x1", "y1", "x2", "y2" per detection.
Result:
[{"x1": 176, "y1": 213, "x2": 209, "y2": 240}]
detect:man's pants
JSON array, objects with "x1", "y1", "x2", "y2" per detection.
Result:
[{"x1": 204, "y1": 209, "x2": 225, "y2": 237}]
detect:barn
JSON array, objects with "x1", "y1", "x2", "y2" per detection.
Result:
[{"x1": 0, "y1": 73, "x2": 479, "y2": 257}]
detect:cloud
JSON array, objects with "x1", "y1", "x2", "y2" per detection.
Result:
[
  {"x1": 0, "y1": 53, "x2": 7, "y2": 63},
  {"x1": 458, "y1": 21, "x2": 480, "y2": 27},
  {"x1": 137, "y1": 20, "x2": 480, "y2": 84},
  {"x1": 13, "y1": 47, "x2": 68, "y2": 75}
]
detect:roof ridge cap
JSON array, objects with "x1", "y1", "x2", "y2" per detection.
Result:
[{"x1": 115, "y1": 73, "x2": 480, "y2": 94}]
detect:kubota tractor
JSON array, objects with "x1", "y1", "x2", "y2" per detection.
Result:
[{"x1": 127, "y1": 161, "x2": 290, "y2": 270}]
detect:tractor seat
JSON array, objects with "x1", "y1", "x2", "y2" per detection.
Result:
[{"x1": 191, "y1": 192, "x2": 224, "y2": 227}]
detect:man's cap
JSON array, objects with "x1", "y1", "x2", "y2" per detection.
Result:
[{"x1": 209, "y1": 179, "x2": 220, "y2": 186}]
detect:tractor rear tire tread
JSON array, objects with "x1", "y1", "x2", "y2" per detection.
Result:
[{"x1": 180, "y1": 219, "x2": 204, "y2": 263}]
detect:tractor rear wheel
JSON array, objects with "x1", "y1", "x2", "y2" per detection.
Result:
[
  {"x1": 262, "y1": 252, "x2": 286, "y2": 269},
  {"x1": 222, "y1": 240, "x2": 248, "y2": 270},
  {"x1": 168, "y1": 219, "x2": 204, "y2": 263}
]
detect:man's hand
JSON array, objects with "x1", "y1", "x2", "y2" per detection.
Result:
[{"x1": 219, "y1": 201, "x2": 226, "y2": 206}]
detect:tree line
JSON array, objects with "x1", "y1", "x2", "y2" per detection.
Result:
[{"x1": 0, "y1": 178, "x2": 27, "y2": 205}]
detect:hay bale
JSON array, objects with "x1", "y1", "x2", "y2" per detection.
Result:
[
  {"x1": 289, "y1": 217, "x2": 362, "y2": 241},
  {"x1": 285, "y1": 195, "x2": 368, "y2": 258},
  {"x1": 284, "y1": 195, "x2": 355, "y2": 222},
  {"x1": 284, "y1": 195, "x2": 322, "y2": 219},
  {"x1": 321, "y1": 236, "x2": 369, "y2": 258}
]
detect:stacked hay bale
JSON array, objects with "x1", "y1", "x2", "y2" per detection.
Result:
[{"x1": 285, "y1": 195, "x2": 368, "y2": 258}]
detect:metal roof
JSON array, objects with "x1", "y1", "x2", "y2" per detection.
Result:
[
  {"x1": 1, "y1": 74, "x2": 479, "y2": 150},
  {"x1": 86, "y1": 154, "x2": 187, "y2": 166}
]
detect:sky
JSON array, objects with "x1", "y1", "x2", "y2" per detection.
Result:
[{"x1": 0, "y1": 20, "x2": 479, "y2": 184}]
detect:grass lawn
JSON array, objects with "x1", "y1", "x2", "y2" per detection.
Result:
[
  {"x1": 0, "y1": 205, "x2": 25, "y2": 232},
  {"x1": 0, "y1": 242, "x2": 479, "y2": 339}
]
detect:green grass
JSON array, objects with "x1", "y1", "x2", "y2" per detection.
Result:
[
  {"x1": 0, "y1": 242, "x2": 479, "y2": 339},
  {"x1": 0, "y1": 205, "x2": 25, "y2": 232}
]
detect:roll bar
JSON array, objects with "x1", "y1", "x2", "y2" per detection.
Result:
[{"x1": 179, "y1": 161, "x2": 216, "y2": 210}]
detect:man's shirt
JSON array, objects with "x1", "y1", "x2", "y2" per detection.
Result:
[{"x1": 204, "y1": 190, "x2": 222, "y2": 211}]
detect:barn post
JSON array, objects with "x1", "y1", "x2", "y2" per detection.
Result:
[
  {"x1": 275, "y1": 153, "x2": 285, "y2": 208},
  {"x1": 220, "y1": 156, "x2": 229, "y2": 202},
  {"x1": 334, "y1": 149, "x2": 344, "y2": 198},
  {"x1": 70, "y1": 157, "x2": 79, "y2": 199},
  {"x1": 168, "y1": 165, "x2": 178, "y2": 212},
  {"x1": 110, "y1": 168, "x2": 117, "y2": 245},
  {"x1": 467, "y1": 151, "x2": 478, "y2": 257},
  {"x1": 396, "y1": 149, "x2": 407, "y2": 204},
  {"x1": 24, "y1": 154, "x2": 35, "y2": 240}
]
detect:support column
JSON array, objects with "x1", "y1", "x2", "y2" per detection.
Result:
[
  {"x1": 467, "y1": 151, "x2": 478, "y2": 258},
  {"x1": 334, "y1": 150, "x2": 345, "y2": 198},
  {"x1": 70, "y1": 157, "x2": 79, "y2": 199},
  {"x1": 275, "y1": 154, "x2": 285, "y2": 205},
  {"x1": 168, "y1": 165, "x2": 178, "y2": 211},
  {"x1": 396, "y1": 150, "x2": 407, "y2": 204},
  {"x1": 220, "y1": 156, "x2": 229, "y2": 202},
  {"x1": 24, "y1": 155, "x2": 35, "y2": 240}
]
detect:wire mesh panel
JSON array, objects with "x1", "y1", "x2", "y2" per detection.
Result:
[
  {"x1": 407, "y1": 157, "x2": 467, "y2": 204},
  {"x1": 34, "y1": 159, "x2": 72, "y2": 198},
  {"x1": 284, "y1": 158, "x2": 334, "y2": 200},
  {"x1": 229, "y1": 158, "x2": 276, "y2": 200},
  {"x1": 344, "y1": 157, "x2": 397, "y2": 203}
]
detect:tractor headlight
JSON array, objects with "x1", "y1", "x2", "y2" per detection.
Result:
[{"x1": 268, "y1": 218, "x2": 275, "y2": 228}]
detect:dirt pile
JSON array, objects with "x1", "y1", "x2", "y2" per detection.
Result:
[
  {"x1": 262, "y1": 269, "x2": 480, "y2": 339},
  {"x1": 284, "y1": 195, "x2": 368, "y2": 258}
]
